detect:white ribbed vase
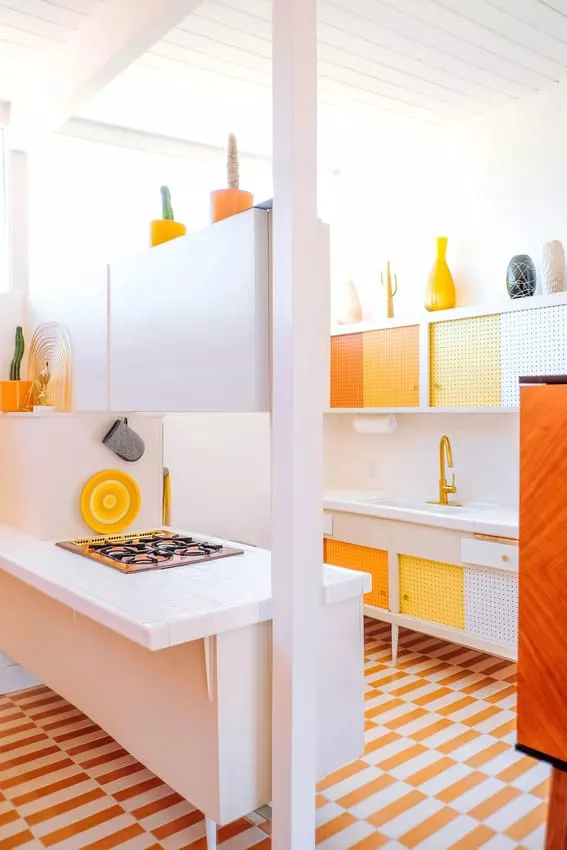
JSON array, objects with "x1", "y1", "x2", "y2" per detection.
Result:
[{"x1": 542, "y1": 240, "x2": 565, "y2": 295}]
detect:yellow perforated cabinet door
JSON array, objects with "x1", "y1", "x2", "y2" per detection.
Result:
[
  {"x1": 363, "y1": 326, "x2": 420, "y2": 408},
  {"x1": 399, "y1": 555, "x2": 464, "y2": 629},
  {"x1": 324, "y1": 539, "x2": 389, "y2": 609},
  {"x1": 430, "y1": 314, "x2": 501, "y2": 407}
]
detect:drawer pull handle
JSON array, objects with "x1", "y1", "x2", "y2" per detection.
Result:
[{"x1": 501, "y1": 554, "x2": 510, "y2": 562}]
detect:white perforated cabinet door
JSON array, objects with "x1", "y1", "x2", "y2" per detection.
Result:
[{"x1": 464, "y1": 567, "x2": 518, "y2": 646}]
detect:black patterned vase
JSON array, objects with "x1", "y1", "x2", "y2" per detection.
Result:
[{"x1": 506, "y1": 254, "x2": 536, "y2": 299}]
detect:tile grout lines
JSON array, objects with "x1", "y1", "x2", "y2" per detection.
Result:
[{"x1": 1, "y1": 620, "x2": 549, "y2": 849}]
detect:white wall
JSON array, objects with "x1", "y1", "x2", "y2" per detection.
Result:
[
  {"x1": 333, "y1": 82, "x2": 567, "y2": 319},
  {"x1": 164, "y1": 414, "x2": 270, "y2": 549},
  {"x1": 324, "y1": 413, "x2": 518, "y2": 510},
  {"x1": 445, "y1": 83, "x2": 567, "y2": 305}
]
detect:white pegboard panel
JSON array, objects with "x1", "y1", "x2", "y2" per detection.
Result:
[
  {"x1": 464, "y1": 566, "x2": 518, "y2": 646},
  {"x1": 501, "y1": 305, "x2": 567, "y2": 407}
]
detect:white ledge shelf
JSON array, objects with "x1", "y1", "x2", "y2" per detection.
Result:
[
  {"x1": 325, "y1": 407, "x2": 519, "y2": 415},
  {"x1": 331, "y1": 291, "x2": 567, "y2": 337}
]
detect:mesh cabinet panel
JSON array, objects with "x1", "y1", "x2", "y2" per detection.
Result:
[
  {"x1": 501, "y1": 306, "x2": 567, "y2": 407},
  {"x1": 362, "y1": 326, "x2": 420, "y2": 408},
  {"x1": 430, "y1": 314, "x2": 501, "y2": 407},
  {"x1": 399, "y1": 555, "x2": 465, "y2": 629},
  {"x1": 324, "y1": 539, "x2": 389, "y2": 609},
  {"x1": 330, "y1": 333, "x2": 363, "y2": 408},
  {"x1": 464, "y1": 566, "x2": 518, "y2": 646}
]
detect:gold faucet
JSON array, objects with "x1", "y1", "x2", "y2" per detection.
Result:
[{"x1": 433, "y1": 435, "x2": 459, "y2": 506}]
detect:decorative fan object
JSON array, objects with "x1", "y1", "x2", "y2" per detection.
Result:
[
  {"x1": 27, "y1": 322, "x2": 73, "y2": 411},
  {"x1": 80, "y1": 470, "x2": 141, "y2": 535}
]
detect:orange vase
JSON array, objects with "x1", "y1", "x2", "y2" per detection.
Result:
[
  {"x1": 211, "y1": 189, "x2": 253, "y2": 224},
  {"x1": 150, "y1": 219, "x2": 187, "y2": 247},
  {"x1": 424, "y1": 236, "x2": 456, "y2": 312}
]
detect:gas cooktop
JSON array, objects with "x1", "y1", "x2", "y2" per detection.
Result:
[{"x1": 56, "y1": 530, "x2": 244, "y2": 574}]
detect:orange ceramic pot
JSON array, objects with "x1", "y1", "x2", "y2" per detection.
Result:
[
  {"x1": 0, "y1": 380, "x2": 33, "y2": 412},
  {"x1": 211, "y1": 189, "x2": 253, "y2": 224},
  {"x1": 150, "y1": 219, "x2": 187, "y2": 247}
]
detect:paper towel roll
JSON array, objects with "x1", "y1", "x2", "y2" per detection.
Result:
[{"x1": 353, "y1": 414, "x2": 397, "y2": 435}]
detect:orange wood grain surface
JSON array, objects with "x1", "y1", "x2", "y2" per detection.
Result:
[
  {"x1": 545, "y1": 768, "x2": 567, "y2": 850},
  {"x1": 518, "y1": 384, "x2": 567, "y2": 763},
  {"x1": 330, "y1": 334, "x2": 363, "y2": 408}
]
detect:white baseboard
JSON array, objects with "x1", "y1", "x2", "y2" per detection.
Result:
[{"x1": 0, "y1": 653, "x2": 40, "y2": 695}]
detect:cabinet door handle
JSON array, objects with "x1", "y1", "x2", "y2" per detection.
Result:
[{"x1": 501, "y1": 554, "x2": 510, "y2": 562}]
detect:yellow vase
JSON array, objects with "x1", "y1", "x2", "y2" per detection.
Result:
[{"x1": 424, "y1": 236, "x2": 456, "y2": 312}]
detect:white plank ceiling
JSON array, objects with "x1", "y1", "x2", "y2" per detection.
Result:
[
  {"x1": 3, "y1": 0, "x2": 567, "y2": 161},
  {"x1": 78, "y1": 0, "x2": 567, "y2": 161},
  {"x1": 0, "y1": 0, "x2": 101, "y2": 101}
]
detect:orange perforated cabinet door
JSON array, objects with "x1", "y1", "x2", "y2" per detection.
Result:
[
  {"x1": 330, "y1": 334, "x2": 363, "y2": 408},
  {"x1": 324, "y1": 538, "x2": 389, "y2": 609},
  {"x1": 518, "y1": 381, "x2": 567, "y2": 765}
]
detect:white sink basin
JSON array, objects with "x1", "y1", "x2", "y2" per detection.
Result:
[{"x1": 361, "y1": 497, "x2": 476, "y2": 514}]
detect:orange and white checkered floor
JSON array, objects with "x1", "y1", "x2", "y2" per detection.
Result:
[{"x1": 0, "y1": 620, "x2": 550, "y2": 849}]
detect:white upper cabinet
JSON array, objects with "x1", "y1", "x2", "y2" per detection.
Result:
[
  {"x1": 26, "y1": 270, "x2": 109, "y2": 412},
  {"x1": 108, "y1": 209, "x2": 270, "y2": 413}
]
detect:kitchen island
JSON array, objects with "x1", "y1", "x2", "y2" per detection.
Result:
[{"x1": 0, "y1": 526, "x2": 369, "y2": 850}]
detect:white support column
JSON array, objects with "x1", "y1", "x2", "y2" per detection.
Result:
[{"x1": 271, "y1": 1, "x2": 325, "y2": 849}]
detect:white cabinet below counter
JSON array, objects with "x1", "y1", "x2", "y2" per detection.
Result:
[{"x1": 323, "y1": 509, "x2": 519, "y2": 664}]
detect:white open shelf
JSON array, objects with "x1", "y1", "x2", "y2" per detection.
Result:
[
  {"x1": 325, "y1": 407, "x2": 518, "y2": 415},
  {"x1": 331, "y1": 291, "x2": 567, "y2": 337}
]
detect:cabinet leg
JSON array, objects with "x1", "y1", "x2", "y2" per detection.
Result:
[
  {"x1": 391, "y1": 624, "x2": 399, "y2": 666},
  {"x1": 205, "y1": 817, "x2": 217, "y2": 850},
  {"x1": 546, "y1": 767, "x2": 567, "y2": 850}
]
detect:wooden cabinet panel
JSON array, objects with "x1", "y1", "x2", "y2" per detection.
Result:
[
  {"x1": 324, "y1": 539, "x2": 388, "y2": 609},
  {"x1": 430, "y1": 315, "x2": 501, "y2": 407},
  {"x1": 399, "y1": 555, "x2": 464, "y2": 628},
  {"x1": 362, "y1": 326, "x2": 419, "y2": 408},
  {"x1": 518, "y1": 383, "x2": 567, "y2": 763},
  {"x1": 501, "y1": 306, "x2": 567, "y2": 407},
  {"x1": 330, "y1": 334, "x2": 363, "y2": 408}
]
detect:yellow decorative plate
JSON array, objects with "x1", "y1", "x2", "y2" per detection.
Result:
[{"x1": 80, "y1": 470, "x2": 141, "y2": 535}]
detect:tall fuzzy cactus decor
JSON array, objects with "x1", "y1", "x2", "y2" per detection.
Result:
[
  {"x1": 9, "y1": 326, "x2": 24, "y2": 381},
  {"x1": 210, "y1": 133, "x2": 253, "y2": 223},
  {"x1": 160, "y1": 185, "x2": 174, "y2": 220},
  {"x1": 227, "y1": 134, "x2": 240, "y2": 190}
]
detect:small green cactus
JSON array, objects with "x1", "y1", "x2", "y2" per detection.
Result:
[
  {"x1": 9, "y1": 326, "x2": 24, "y2": 381},
  {"x1": 160, "y1": 185, "x2": 174, "y2": 220}
]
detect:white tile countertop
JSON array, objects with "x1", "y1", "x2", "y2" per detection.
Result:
[
  {"x1": 0, "y1": 525, "x2": 370, "y2": 651},
  {"x1": 324, "y1": 490, "x2": 519, "y2": 539}
]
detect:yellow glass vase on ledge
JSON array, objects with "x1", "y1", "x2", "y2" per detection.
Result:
[{"x1": 425, "y1": 236, "x2": 456, "y2": 312}]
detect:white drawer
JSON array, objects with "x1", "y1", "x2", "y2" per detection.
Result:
[
  {"x1": 461, "y1": 537, "x2": 518, "y2": 573},
  {"x1": 323, "y1": 511, "x2": 333, "y2": 536}
]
